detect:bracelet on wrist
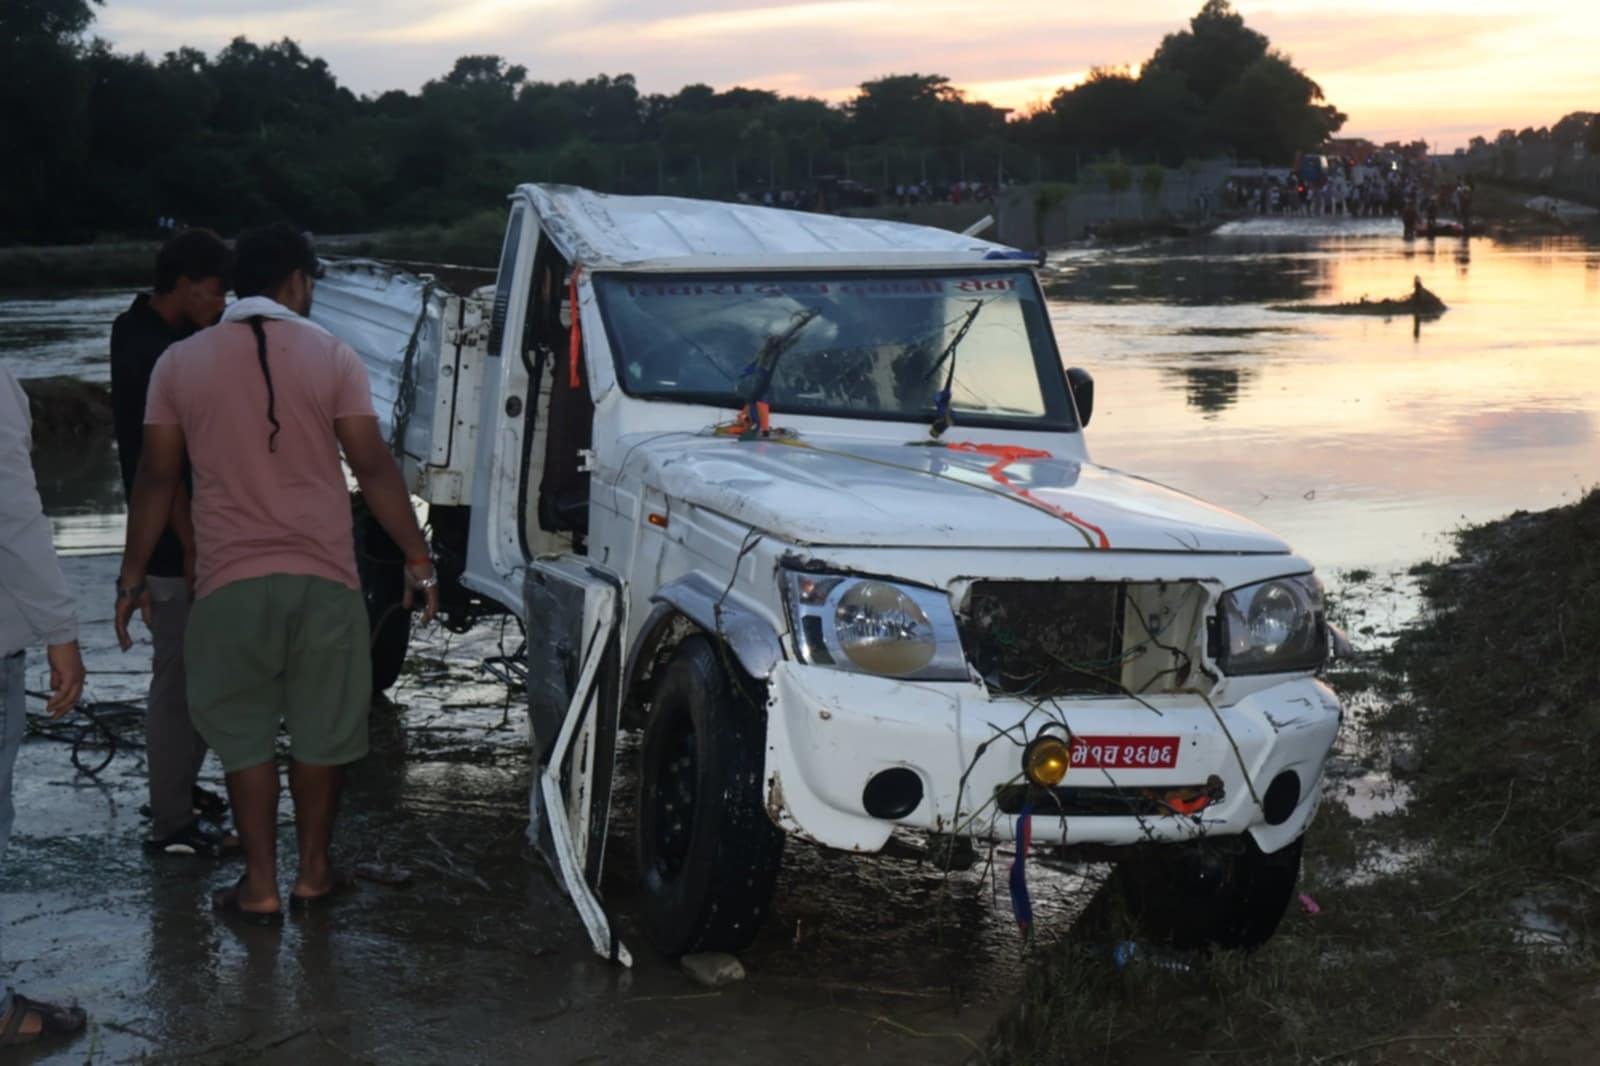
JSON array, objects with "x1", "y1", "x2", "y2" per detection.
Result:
[{"x1": 406, "y1": 556, "x2": 432, "y2": 568}]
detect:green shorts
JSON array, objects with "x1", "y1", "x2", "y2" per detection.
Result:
[{"x1": 186, "y1": 574, "x2": 371, "y2": 772}]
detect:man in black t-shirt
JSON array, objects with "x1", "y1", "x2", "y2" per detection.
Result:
[{"x1": 110, "y1": 229, "x2": 236, "y2": 858}]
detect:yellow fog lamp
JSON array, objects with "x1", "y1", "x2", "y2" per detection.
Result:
[{"x1": 1023, "y1": 734, "x2": 1072, "y2": 788}]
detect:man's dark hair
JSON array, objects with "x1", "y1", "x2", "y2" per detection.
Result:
[
  {"x1": 153, "y1": 228, "x2": 231, "y2": 293},
  {"x1": 233, "y1": 223, "x2": 322, "y2": 299}
]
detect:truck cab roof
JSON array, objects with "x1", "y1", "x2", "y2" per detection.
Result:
[{"x1": 519, "y1": 183, "x2": 1025, "y2": 273}]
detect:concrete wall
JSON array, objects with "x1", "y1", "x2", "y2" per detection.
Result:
[{"x1": 995, "y1": 162, "x2": 1234, "y2": 249}]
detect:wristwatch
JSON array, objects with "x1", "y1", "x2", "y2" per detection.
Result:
[
  {"x1": 116, "y1": 580, "x2": 147, "y2": 600},
  {"x1": 412, "y1": 574, "x2": 439, "y2": 591}
]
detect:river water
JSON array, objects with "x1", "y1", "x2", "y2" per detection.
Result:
[{"x1": 6, "y1": 222, "x2": 1596, "y2": 577}]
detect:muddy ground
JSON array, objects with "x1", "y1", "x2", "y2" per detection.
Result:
[
  {"x1": 990, "y1": 492, "x2": 1600, "y2": 1065},
  {"x1": 4, "y1": 554, "x2": 1100, "y2": 1065},
  {"x1": 12, "y1": 508, "x2": 1599, "y2": 1064}
]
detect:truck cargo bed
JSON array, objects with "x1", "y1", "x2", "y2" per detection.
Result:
[{"x1": 311, "y1": 258, "x2": 490, "y2": 505}]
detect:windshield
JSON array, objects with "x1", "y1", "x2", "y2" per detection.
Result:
[{"x1": 594, "y1": 270, "x2": 1075, "y2": 430}]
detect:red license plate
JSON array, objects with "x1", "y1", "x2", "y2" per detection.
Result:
[{"x1": 1070, "y1": 736, "x2": 1181, "y2": 770}]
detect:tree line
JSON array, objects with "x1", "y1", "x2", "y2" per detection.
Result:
[{"x1": 1, "y1": 0, "x2": 1347, "y2": 243}]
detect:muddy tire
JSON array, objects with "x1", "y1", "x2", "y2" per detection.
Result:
[
  {"x1": 354, "y1": 501, "x2": 411, "y2": 694},
  {"x1": 636, "y1": 635, "x2": 785, "y2": 957},
  {"x1": 1116, "y1": 835, "x2": 1303, "y2": 951}
]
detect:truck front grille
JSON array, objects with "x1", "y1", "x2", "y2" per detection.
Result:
[
  {"x1": 958, "y1": 581, "x2": 1127, "y2": 697},
  {"x1": 956, "y1": 580, "x2": 1205, "y2": 699}
]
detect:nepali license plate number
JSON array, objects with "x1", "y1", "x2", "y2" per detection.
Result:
[{"x1": 1071, "y1": 736, "x2": 1181, "y2": 770}]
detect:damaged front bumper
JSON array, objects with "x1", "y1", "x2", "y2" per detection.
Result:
[{"x1": 762, "y1": 663, "x2": 1341, "y2": 857}]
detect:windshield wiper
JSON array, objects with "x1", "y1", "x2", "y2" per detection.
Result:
[
  {"x1": 924, "y1": 299, "x2": 986, "y2": 439},
  {"x1": 736, "y1": 307, "x2": 820, "y2": 436}
]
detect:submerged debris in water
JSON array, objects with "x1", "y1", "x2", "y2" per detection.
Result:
[{"x1": 1269, "y1": 276, "x2": 1447, "y2": 318}]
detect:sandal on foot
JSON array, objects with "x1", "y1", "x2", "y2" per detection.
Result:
[
  {"x1": 212, "y1": 877, "x2": 283, "y2": 927},
  {"x1": 143, "y1": 819, "x2": 242, "y2": 859},
  {"x1": 137, "y1": 786, "x2": 230, "y2": 823},
  {"x1": 289, "y1": 870, "x2": 359, "y2": 911},
  {"x1": 192, "y1": 785, "x2": 229, "y2": 823},
  {"x1": 0, "y1": 988, "x2": 87, "y2": 1046}
]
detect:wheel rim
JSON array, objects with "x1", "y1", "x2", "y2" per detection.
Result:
[{"x1": 649, "y1": 705, "x2": 697, "y2": 881}]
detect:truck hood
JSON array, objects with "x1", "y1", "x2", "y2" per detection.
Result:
[{"x1": 638, "y1": 435, "x2": 1289, "y2": 554}]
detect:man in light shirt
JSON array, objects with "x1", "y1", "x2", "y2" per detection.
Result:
[{"x1": 0, "y1": 367, "x2": 88, "y2": 1045}]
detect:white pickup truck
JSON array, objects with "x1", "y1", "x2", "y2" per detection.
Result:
[{"x1": 312, "y1": 185, "x2": 1342, "y2": 966}]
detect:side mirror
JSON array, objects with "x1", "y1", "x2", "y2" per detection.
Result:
[{"x1": 1067, "y1": 367, "x2": 1094, "y2": 428}]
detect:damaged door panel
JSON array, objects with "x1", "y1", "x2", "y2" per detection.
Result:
[{"x1": 525, "y1": 557, "x2": 629, "y2": 965}]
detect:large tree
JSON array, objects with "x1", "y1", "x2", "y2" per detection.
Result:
[
  {"x1": 1143, "y1": 0, "x2": 1269, "y2": 105},
  {"x1": 0, "y1": 0, "x2": 98, "y2": 44},
  {"x1": 1028, "y1": 0, "x2": 1344, "y2": 167}
]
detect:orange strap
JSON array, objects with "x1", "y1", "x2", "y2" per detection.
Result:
[
  {"x1": 567, "y1": 267, "x2": 583, "y2": 389},
  {"x1": 1164, "y1": 793, "x2": 1213, "y2": 815}
]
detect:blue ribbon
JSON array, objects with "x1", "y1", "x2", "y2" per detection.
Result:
[{"x1": 1009, "y1": 798, "x2": 1034, "y2": 936}]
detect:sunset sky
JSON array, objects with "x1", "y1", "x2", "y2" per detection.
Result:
[{"x1": 98, "y1": 0, "x2": 1599, "y2": 150}]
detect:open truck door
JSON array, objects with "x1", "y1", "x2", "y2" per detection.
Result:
[{"x1": 525, "y1": 557, "x2": 630, "y2": 966}]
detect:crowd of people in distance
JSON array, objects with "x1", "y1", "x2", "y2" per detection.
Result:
[{"x1": 1225, "y1": 164, "x2": 1474, "y2": 231}]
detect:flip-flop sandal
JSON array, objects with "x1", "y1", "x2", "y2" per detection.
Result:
[
  {"x1": 143, "y1": 820, "x2": 242, "y2": 859},
  {"x1": 289, "y1": 870, "x2": 359, "y2": 911},
  {"x1": 212, "y1": 877, "x2": 283, "y2": 928},
  {"x1": 0, "y1": 988, "x2": 87, "y2": 1046},
  {"x1": 137, "y1": 787, "x2": 230, "y2": 823},
  {"x1": 193, "y1": 786, "x2": 230, "y2": 822}
]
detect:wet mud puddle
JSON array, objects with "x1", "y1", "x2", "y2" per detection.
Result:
[{"x1": 4, "y1": 557, "x2": 1064, "y2": 1065}]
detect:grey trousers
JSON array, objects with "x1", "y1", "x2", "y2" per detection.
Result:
[
  {"x1": 0, "y1": 650, "x2": 24, "y2": 857},
  {"x1": 146, "y1": 577, "x2": 208, "y2": 838}
]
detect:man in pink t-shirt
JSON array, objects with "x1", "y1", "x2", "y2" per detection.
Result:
[{"x1": 115, "y1": 224, "x2": 440, "y2": 925}]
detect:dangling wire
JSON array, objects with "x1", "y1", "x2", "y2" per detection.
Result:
[
  {"x1": 247, "y1": 315, "x2": 281, "y2": 453},
  {"x1": 391, "y1": 279, "x2": 437, "y2": 455}
]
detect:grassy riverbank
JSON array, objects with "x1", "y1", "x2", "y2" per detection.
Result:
[
  {"x1": 989, "y1": 489, "x2": 1600, "y2": 1064},
  {"x1": 0, "y1": 240, "x2": 161, "y2": 289}
]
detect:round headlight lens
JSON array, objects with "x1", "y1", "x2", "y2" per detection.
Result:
[
  {"x1": 1247, "y1": 580, "x2": 1308, "y2": 655},
  {"x1": 835, "y1": 581, "x2": 936, "y2": 675}
]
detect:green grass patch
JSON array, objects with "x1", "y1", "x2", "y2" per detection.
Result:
[{"x1": 987, "y1": 489, "x2": 1600, "y2": 1064}]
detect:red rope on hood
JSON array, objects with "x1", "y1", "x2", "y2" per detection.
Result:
[{"x1": 946, "y1": 442, "x2": 1111, "y2": 549}]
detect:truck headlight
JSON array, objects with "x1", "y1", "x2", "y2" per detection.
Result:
[
  {"x1": 1216, "y1": 573, "x2": 1327, "y2": 676},
  {"x1": 784, "y1": 571, "x2": 969, "y2": 681}
]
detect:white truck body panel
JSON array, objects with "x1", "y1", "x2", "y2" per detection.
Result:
[{"x1": 310, "y1": 260, "x2": 488, "y2": 507}]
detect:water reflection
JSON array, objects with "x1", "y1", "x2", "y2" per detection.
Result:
[
  {"x1": 1051, "y1": 231, "x2": 1600, "y2": 575},
  {"x1": 1160, "y1": 363, "x2": 1258, "y2": 418},
  {"x1": 31, "y1": 426, "x2": 126, "y2": 555},
  {"x1": 4, "y1": 232, "x2": 1598, "y2": 586},
  {"x1": 0, "y1": 289, "x2": 134, "y2": 383},
  {"x1": 1048, "y1": 237, "x2": 1340, "y2": 306}
]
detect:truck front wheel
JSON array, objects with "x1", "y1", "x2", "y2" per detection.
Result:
[
  {"x1": 636, "y1": 635, "x2": 785, "y2": 957},
  {"x1": 1116, "y1": 835, "x2": 1303, "y2": 951}
]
